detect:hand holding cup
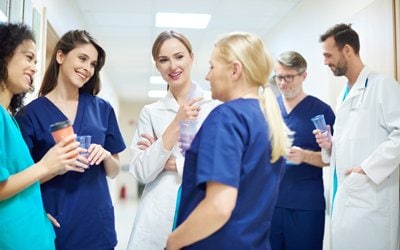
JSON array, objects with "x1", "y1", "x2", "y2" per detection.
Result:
[
  {"x1": 311, "y1": 114, "x2": 332, "y2": 149},
  {"x1": 179, "y1": 120, "x2": 197, "y2": 156}
]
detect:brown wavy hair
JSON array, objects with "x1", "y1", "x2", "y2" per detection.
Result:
[{"x1": 39, "y1": 30, "x2": 106, "y2": 96}]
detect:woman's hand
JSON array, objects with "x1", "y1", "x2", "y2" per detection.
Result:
[
  {"x1": 174, "y1": 97, "x2": 203, "y2": 123},
  {"x1": 39, "y1": 134, "x2": 88, "y2": 176},
  {"x1": 137, "y1": 133, "x2": 157, "y2": 150},
  {"x1": 47, "y1": 213, "x2": 60, "y2": 228},
  {"x1": 87, "y1": 144, "x2": 111, "y2": 165},
  {"x1": 164, "y1": 157, "x2": 177, "y2": 172}
]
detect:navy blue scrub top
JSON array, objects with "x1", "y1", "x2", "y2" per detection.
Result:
[
  {"x1": 176, "y1": 98, "x2": 285, "y2": 250},
  {"x1": 277, "y1": 95, "x2": 335, "y2": 210},
  {"x1": 16, "y1": 93, "x2": 126, "y2": 250}
]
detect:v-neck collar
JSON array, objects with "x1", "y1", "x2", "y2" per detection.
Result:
[
  {"x1": 0, "y1": 105, "x2": 20, "y2": 129},
  {"x1": 278, "y1": 95, "x2": 310, "y2": 117},
  {"x1": 41, "y1": 94, "x2": 85, "y2": 132}
]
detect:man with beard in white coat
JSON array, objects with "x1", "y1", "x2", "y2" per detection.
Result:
[{"x1": 315, "y1": 23, "x2": 400, "y2": 250}]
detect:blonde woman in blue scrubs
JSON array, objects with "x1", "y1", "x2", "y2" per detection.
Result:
[{"x1": 167, "y1": 32, "x2": 291, "y2": 249}]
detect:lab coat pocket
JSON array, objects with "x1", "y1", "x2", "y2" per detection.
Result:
[{"x1": 344, "y1": 173, "x2": 376, "y2": 208}]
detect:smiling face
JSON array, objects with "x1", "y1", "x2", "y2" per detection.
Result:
[
  {"x1": 155, "y1": 38, "x2": 193, "y2": 88},
  {"x1": 56, "y1": 43, "x2": 98, "y2": 88},
  {"x1": 5, "y1": 39, "x2": 37, "y2": 95},
  {"x1": 322, "y1": 36, "x2": 348, "y2": 76}
]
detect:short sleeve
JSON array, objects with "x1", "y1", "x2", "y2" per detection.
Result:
[
  {"x1": 0, "y1": 149, "x2": 10, "y2": 182},
  {"x1": 105, "y1": 105, "x2": 126, "y2": 154},
  {"x1": 0, "y1": 114, "x2": 10, "y2": 181},
  {"x1": 195, "y1": 107, "x2": 245, "y2": 188}
]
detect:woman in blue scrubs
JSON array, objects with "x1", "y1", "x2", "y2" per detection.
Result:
[
  {"x1": 16, "y1": 30, "x2": 126, "y2": 250},
  {"x1": 166, "y1": 32, "x2": 292, "y2": 249},
  {"x1": 0, "y1": 23, "x2": 84, "y2": 250}
]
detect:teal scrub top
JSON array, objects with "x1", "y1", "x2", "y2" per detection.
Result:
[{"x1": 0, "y1": 106, "x2": 55, "y2": 250}]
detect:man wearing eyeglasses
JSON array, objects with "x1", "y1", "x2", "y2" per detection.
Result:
[
  {"x1": 270, "y1": 51, "x2": 335, "y2": 250},
  {"x1": 315, "y1": 23, "x2": 400, "y2": 250}
]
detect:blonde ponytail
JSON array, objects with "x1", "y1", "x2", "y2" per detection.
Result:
[
  {"x1": 260, "y1": 87, "x2": 292, "y2": 163},
  {"x1": 214, "y1": 31, "x2": 292, "y2": 163}
]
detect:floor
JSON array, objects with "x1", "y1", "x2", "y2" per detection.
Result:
[{"x1": 114, "y1": 198, "x2": 139, "y2": 250}]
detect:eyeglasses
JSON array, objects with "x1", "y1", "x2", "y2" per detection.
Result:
[{"x1": 273, "y1": 72, "x2": 304, "y2": 83}]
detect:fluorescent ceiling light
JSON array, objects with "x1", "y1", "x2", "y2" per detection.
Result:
[
  {"x1": 148, "y1": 90, "x2": 167, "y2": 98},
  {"x1": 155, "y1": 12, "x2": 211, "y2": 29},
  {"x1": 150, "y1": 76, "x2": 167, "y2": 85}
]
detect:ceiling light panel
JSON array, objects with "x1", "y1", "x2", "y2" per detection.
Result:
[{"x1": 155, "y1": 12, "x2": 211, "y2": 29}]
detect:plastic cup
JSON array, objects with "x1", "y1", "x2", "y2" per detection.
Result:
[
  {"x1": 77, "y1": 135, "x2": 92, "y2": 157},
  {"x1": 311, "y1": 114, "x2": 327, "y2": 133},
  {"x1": 179, "y1": 120, "x2": 197, "y2": 156},
  {"x1": 49, "y1": 120, "x2": 74, "y2": 143},
  {"x1": 49, "y1": 120, "x2": 77, "y2": 158}
]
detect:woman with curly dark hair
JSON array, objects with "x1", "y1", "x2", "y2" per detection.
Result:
[{"x1": 0, "y1": 23, "x2": 85, "y2": 249}]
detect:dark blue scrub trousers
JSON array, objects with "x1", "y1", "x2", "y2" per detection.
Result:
[{"x1": 270, "y1": 207, "x2": 325, "y2": 250}]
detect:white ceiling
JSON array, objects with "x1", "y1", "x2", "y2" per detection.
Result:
[{"x1": 72, "y1": 0, "x2": 302, "y2": 103}]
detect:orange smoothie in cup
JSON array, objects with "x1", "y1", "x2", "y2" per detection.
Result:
[
  {"x1": 49, "y1": 120, "x2": 74, "y2": 142},
  {"x1": 49, "y1": 120, "x2": 78, "y2": 158}
]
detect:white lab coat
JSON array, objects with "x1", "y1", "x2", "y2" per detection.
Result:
[
  {"x1": 328, "y1": 67, "x2": 400, "y2": 250},
  {"x1": 127, "y1": 83, "x2": 220, "y2": 250}
]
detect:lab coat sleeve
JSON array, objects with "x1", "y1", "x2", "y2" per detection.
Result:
[
  {"x1": 129, "y1": 106, "x2": 172, "y2": 184},
  {"x1": 175, "y1": 156, "x2": 184, "y2": 177},
  {"x1": 321, "y1": 147, "x2": 332, "y2": 164},
  {"x1": 362, "y1": 77, "x2": 400, "y2": 185}
]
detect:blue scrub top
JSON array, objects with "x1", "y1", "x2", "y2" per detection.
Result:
[
  {"x1": 16, "y1": 93, "x2": 126, "y2": 250},
  {"x1": 277, "y1": 95, "x2": 335, "y2": 210},
  {"x1": 0, "y1": 106, "x2": 55, "y2": 250},
  {"x1": 176, "y1": 98, "x2": 285, "y2": 250}
]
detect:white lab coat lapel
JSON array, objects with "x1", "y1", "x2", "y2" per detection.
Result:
[
  {"x1": 334, "y1": 67, "x2": 371, "y2": 143},
  {"x1": 335, "y1": 67, "x2": 370, "y2": 113},
  {"x1": 154, "y1": 90, "x2": 180, "y2": 112}
]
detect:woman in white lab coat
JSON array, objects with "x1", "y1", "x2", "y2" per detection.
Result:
[
  {"x1": 127, "y1": 31, "x2": 219, "y2": 250},
  {"x1": 317, "y1": 23, "x2": 400, "y2": 250}
]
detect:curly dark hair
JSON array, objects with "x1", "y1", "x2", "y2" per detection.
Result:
[
  {"x1": 0, "y1": 22, "x2": 35, "y2": 115},
  {"x1": 39, "y1": 30, "x2": 106, "y2": 97}
]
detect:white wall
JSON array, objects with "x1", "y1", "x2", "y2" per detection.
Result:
[
  {"x1": 117, "y1": 100, "x2": 152, "y2": 199},
  {"x1": 29, "y1": 0, "x2": 120, "y2": 113},
  {"x1": 264, "y1": 0, "x2": 394, "y2": 108}
]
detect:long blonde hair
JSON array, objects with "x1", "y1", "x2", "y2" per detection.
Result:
[{"x1": 215, "y1": 32, "x2": 291, "y2": 162}]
